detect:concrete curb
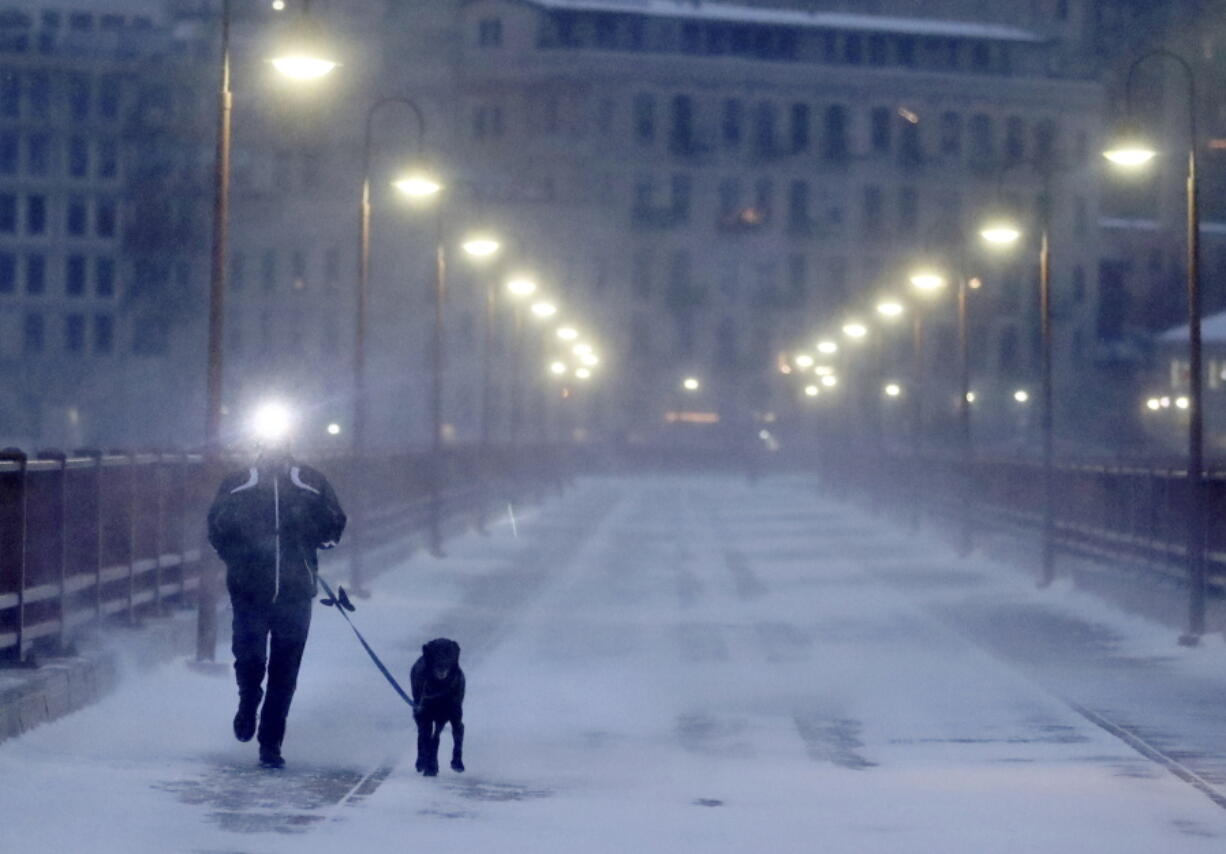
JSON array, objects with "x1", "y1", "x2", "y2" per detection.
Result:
[{"x1": 0, "y1": 610, "x2": 198, "y2": 745}]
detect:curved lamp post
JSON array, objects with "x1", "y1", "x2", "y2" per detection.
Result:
[
  {"x1": 198, "y1": 0, "x2": 336, "y2": 661},
  {"x1": 1104, "y1": 49, "x2": 1205, "y2": 645}
]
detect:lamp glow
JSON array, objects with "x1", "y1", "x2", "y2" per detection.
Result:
[
  {"x1": 683, "y1": 377, "x2": 700, "y2": 391},
  {"x1": 817, "y1": 340, "x2": 839, "y2": 355},
  {"x1": 877, "y1": 300, "x2": 905, "y2": 318},
  {"x1": 530, "y1": 301, "x2": 557, "y2": 318},
  {"x1": 507, "y1": 277, "x2": 538, "y2": 297},
  {"x1": 326, "y1": 422, "x2": 341, "y2": 436},
  {"x1": 966, "y1": 391, "x2": 976, "y2": 404},
  {"x1": 1103, "y1": 142, "x2": 1157, "y2": 167},
  {"x1": 910, "y1": 272, "x2": 945, "y2": 291},
  {"x1": 804, "y1": 385, "x2": 819, "y2": 397},
  {"x1": 462, "y1": 237, "x2": 500, "y2": 258},
  {"x1": 549, "y1": 361, "x2": 567, "y2": 376},
  {"x1": 1176, "y1": 396, "x2": 1190, "y2": 410},
  {"x1": 575, "y1": 367, "x2": 592, "y2": 379},
  {"x1": 392, "y1": 175, "x2": 443, "y2": 198},
  {"x1": 842, "y1": 322, "x2": 868, "y2": 339},
  {"x1": 814, "y1": 365, "x2": 834, "y2": 376},
  {"x1": 1146, "y1": 398, "x2": 1162, "y2": 411},
  {"x1": 795, "y1": 353, "x2": 815, "y2": 368},
  {"x1": 556, "y1": 327, "x2": 579, "y2": 341},
  {"x1": 573, "y1": 343, "x2": 593, "y2": 357},
  {"x1": 580, "y1": 353, "x2": 599, "y2": 366},
  {"x1": 885, "y1": 383, "x2": 901, "y2": 397},
  {"x1": 821, "y1": 375, "x2": 838, "y2": 388},
  {"x1": 1014, "y1": 389, "x2": 1030, "y2": 404},
  {"x1": 980, "y1": 224, "x2": 1022, "y2": 245},
  {"x1": 270, "y1": 55, "x2": 339, "y2": 80}
]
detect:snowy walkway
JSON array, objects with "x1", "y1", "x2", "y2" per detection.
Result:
[{"x1": 3, "y1": 475, "x2": 1226, "y2": 852}]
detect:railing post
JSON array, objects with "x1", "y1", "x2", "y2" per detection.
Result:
[
  {"x1": 0, "y1": 449, "x2": 28, "y2": 665},
  {"x1": 36, "y1": 451, "x2": 68, "y2": 654}
]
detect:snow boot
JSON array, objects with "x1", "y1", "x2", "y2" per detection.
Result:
[
  {"x1": 259, "y1": 744, "x2": 285, "y2": 769},
  {"x1": 233, "y1": 692, "x2": 261, "y2": 743}
]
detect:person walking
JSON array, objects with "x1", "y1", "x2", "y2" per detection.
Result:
[{"x1": 206, "y1": 435, "x2": 346, "y2": 769}]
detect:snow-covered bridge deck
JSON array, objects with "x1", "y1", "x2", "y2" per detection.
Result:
[{"x1": 3, "y1": 475, "x2": 1226, "y2": 852}]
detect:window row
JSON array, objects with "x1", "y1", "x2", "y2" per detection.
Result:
[
  {"x1": 0, "y1": 131, "x2": 118, "y2": 178},
  {"x1": 225, "y1": 308, "x2": 341, "y2": 358},
  {"x1": 228, "y1": 245, "x2": 344, "y2": 292},
  {"x1": 0, "y1": 252, "x2": 115, "y2": 297},
  {"x1": 0, "y1": 193, "x2": 117, "y2": 238},
  {"x1": 20, "y1": 311, "x2": 114, "y2": 355},
  {"x1": 0, "y1": 68, "x2": 122, "y2": 121},
  {"x1": 534, "y1": 11, "x2": 1015, "y2": 76}
]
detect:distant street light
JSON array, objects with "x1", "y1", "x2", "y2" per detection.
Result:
[
  {"x1": 575, "y1": 367, "x2": 592, "y2": 380},
  {"x1": 1105, "y1": 48, "x2": 1207, "y2": 644},
  {"x1": 821, "y1": 375, "x2": 838, "y2": 388},
  {"x1": 392, "y1": 175, "x2": 443, "y2": 198},
  {"x1": 1014, "y1": 389, "x2": 1030, "y2": 404},
  {"x1": 909, "y1": 271, "x2": 945, "y2": 292},
  {"x1": 876, "y1": 300, "x2": 905, "y2": 318},
  {"x1": 817, "y1": 340, "x2": 839, "y2": 355},
  {"x1": 683, "y1": 377, "x2": 700, "y2": 391},
  {"x1": 326, "y1": 422, "x2": 342, "y2": 436},
  {"x1": 842, "y1": 322, "x2": 868, "y2": 339},
  {"x1": 795, "y1": 353, "x2": 815, "y2": 368},
  {"x1": 531, "y1": 301, "x2": 557, "y2": 319},
  {"x1": 550, "y1": 361, "x2": 568, "y2": 376},
  {"x1": 884, "y1": 383, "x2": 902, "y2": 397},
  {"x1": 804, "y1": 385, "x2": 819, "y2": 397},
  {"x1": 556, "y1": 326, "x2": 579, "y2": 341},
  {"x1": 462, "y1": 236, "x2": 501, "y2": 258},
  {"x1": 978, "y1": 223, "x2": 1022, "y2": 245}
]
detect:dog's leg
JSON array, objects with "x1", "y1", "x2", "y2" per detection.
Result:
[
  {"x1": 414, "y1": 714, "x2": 430, "y2": 774},
  {"x1": 424, "y1": 718, "x2": 441, "y2": 776},
  {"x1": 450, "y1": 713, "x2": 465, "y2": 773}
]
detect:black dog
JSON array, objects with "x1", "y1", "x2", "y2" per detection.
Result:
[{"x1": 411, "y1": 638, "x2": 465, "y2": 776}]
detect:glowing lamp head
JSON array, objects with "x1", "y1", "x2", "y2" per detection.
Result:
[
  {"x1": 682, "y1": 377, "x2": 700, "y2": 391},
  {"x1": 573, "y1": 343, "x2": 593, "y2": 357},
  {"x1": 462, "y1": 237, "x2": 501, "y2": 258},
  {"x1": 910, "y1": 272, "x2": 945, "y2": 292},
  {"x1": 842, "y1": 322, "x2": 868, "y2": 340},
  {"x1": 821, "y1": 375, "x2": 839, "y2": 388},
  {"x1": 980, "y1": 223, "x2": 1022, "y2": 246},
  {"x1": 795, "y1": 353, "x2": 815, "y2": 369},
  {"x1": 885, "y1": 383, "x2": 901, "y2": 397},
  {"x1": 531, "y1": 301, "x2": 557, "y2": 319},
  {"x1": 579, "y1": 353, "x2": 599, "y2": 366},
  {"x1": 506, "y1": 277, "x2": 538, "y2": 298},
  {"x1": 1013, "y1": 389, "x2": 1030, "y2": 404},
  {"x1": 575, "y1": 367, "x2": 592, "y2": 380},
  {"x1": 1145, "y1": 397, "x2": 1161, "y2": 411},
  {"x1": 1103, "y1": 120, "x2": 1157, "y2": 169},
  {"x1": 966, "y1": 391, "x2": 977, "y2": 404},
  {"x1": 817, "y1": 340, "x2": 839, "y2": 355},
  {"x1": 804, "y1": 385, "x2": 819, "y2": 397},
  {"x1": 270, "y1": 54, "x2": 339, "y2": 80},
  {"x1": 326, "y1": 422, "x2": 341, "y2": 436},
  {"x1": 549, "y1": 361, "x2": 567, "y2": 376},
  {"x1": 1175, "y1": 396, "x2": 1190, "y2": 410},
  {"x1": 877, "y1": 301, "x2": 905, "y2": 318},
  {"x1": 392, "y1": 175, "x2": 443, "y2": 198},
  {"x1": 556, "y1": 327, "x2": 579, "y2": 341},
  {"x1": 252, "y1": 402, "x2": 294, "y2": 444}
]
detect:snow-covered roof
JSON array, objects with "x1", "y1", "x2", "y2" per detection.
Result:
[
  {"x1": 522, "y1": 0, "x2": 1045, "y2": 43},
  {"x1": 1159, "y1": 310, "x2": 1226, "y2": 343}
]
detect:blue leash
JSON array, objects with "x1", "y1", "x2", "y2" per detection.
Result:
[{"x1": 317, "y1": 576, "x2": 416, "y2": 710}]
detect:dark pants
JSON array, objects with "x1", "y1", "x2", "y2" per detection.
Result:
[
  {"x1": 415, "y1": 701, "x2": 464, "y2": 774},
  {"x1": 231, "y1": 596, "x2": 312, "y2": 751}
]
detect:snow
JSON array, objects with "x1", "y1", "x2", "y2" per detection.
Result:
[
  {"x1": 525, "y1": 0, "x2": 1045, "y2": 43},
  {"x1": 1158, "y1": 309, "x2": 1226, "y2": 343},
  {"x1": 2, "y1": 476, "x2": 1226, "y2": 851}
]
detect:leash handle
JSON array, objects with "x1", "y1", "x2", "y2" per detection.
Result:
[{"x1": 318, "y1": 576, "x2": 416, "y2": 709}]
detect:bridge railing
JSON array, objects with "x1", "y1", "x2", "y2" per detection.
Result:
[
  {"x1": 0, "y1": 445, "x2": 572, "y2": 665},
  {"x1": 822, "y1": 447, "x2": 1226, "y2": 591}
]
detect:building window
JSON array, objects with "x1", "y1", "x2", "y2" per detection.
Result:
[
  {"x1": 27, "y1": 194, "x2": 45, "y2": 234},
  {"x1": 972, "y1": 42, "x2": 991, "y2": 71},
  {"x1": 0, "y1": 193, "x2": 15, "y2": 232},
  {"x1": 68, "y1": 136, "x2": 88, "y2": 178},
  {"x1": 824, "y1": 105, "x2": 848, "y2": 160},
  {"x1": 0, "y1": 69, "x2": 18, "y2": 117},
  {"x1": 67, "y1": 73, "x2": 90, "y2": 120},
  {"x1": 27, "y1": 133, "x2": 49, "y2": 174},
  {"x1": 96, "y1": 198, "x2": 116, "y2": 238},
  {"x1": 1034, "y1": 118, "x2": 1057, "y2": 160},
  {"x1": 0, "y1": 251, "x2": 13, "y2": 293},
  {"x1": 868, "y1": 34, "x2": 887, "y2": 65},
  {"x1": 66, "y1": 255, "x2": 86, "y2": 295},
  {"x1": 788, "y1": 180, "x2": 810, "y2": 232},
  {"x1": 862, "y1": 185, "x2": 884, "y2": 235},
  {"x1": 754, "y1": 177, "x2": 774, "y2": 223},
  {"x1": 27, "y1": 70, "x2": 48, "y2": 118},
  {"x1": 96, "y1": 257, "x2": 114, "y2": 296},
  {"x1": 95, "y1": 138, "x2": 115, "y2": 178},
  {"x1": 24, "y1": 312, "x2": 44, "y2": 353},
  {"x1": 261, "y1": 249, "x2": 276, "y2": 291},
  {"x1": 595, "y1": 14, "x2": 617, "y2": 49},
  {"x1": 845, "y1": 33, "x2": 863, "y2": 64},
  {"x1": 98, "y1": 74, "x2": 120, "y2": 119},
  {"x1": 718, "y1": 177, "x2": 741, "y2": 223},
  {"x1": 898, "y1": 186, "x2": 918, "y2": 234},
  {"x1": 931, "y1": 115, "x2": 959, "y2": 161},
  {"x1": 0, "y1": 130, "x2": 16, "y2": 174},
  {"x1": 477, "y1": 17, "x2": 502, "y2": 48},
  {"x1": 871, "y1": 107, "x2": 891, "y2": 153},
  {"x1": 897, "y1": 37, "x2": 916, "y2": 66},
  {"x1": 632, "y1": 249, "x2": 652, "y2": 298},
  {"x1": 753, "y1": 100, "x2": 777, "y2": 155},
  {"x1": 66, "y1": 197, "x2": 86, "y2": 235},
  {"x1": 633, "y1": 92, "x2": 656, "y2": 144},
  {"x1": 1005, "y1": 115, "x2": 1025, "y2": 161},
  {"x1": 970, "y1": 113, "x2": 992, "y2": 160},
  {"x1": 93, "y1": 314, "x2": 113, "y2": 353},
  {"x1": 669, "y1": 94, "x2": 694, "y2": 154},
  {"x1": 899, "y1": 122, "x2": 922, "y2": 167},
  {"x1": 65, "y1": 313, "x2": 85, "y2": 352},
  {"x1": 790, "y1": 102, "x2": 810, "y2": 152},
  {"x1": 25, "y1": 254, "x2": 43, "y2": 294},
  {"x1": 671, "y1": 173, "x2": 692, "y2": 222},
  {"x1": 722, "y1": 98, "x2": 742, "y2": 148}
]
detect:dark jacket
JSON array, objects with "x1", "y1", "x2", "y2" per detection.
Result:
[{"x1": 207, "y1": 457, "x2": 346, "y2": 605}]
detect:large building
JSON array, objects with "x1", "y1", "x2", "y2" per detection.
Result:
[{"x1": 1, "y1": 0, "x2": 1124, "y2": 453}]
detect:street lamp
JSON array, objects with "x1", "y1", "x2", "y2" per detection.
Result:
[
  {"x1": 531, "y1": 301, "x2": 558, "y2": 319},
  {"x1": 354, "y1": 96, "x2": 431, "y2": 592},
  {"x1": 842, "y1": 322, "x2": 869, "y2": 339},
  {"x1": 876, "y1": 300, "x2": 905, "y2": 318},
  {"x1": 462, "y1": 236, "x2": 501, "y2": 258},
  {"x1": 198, "y1": 0, "x2": 335, "y2": 661},
  {"x1": 817, "y1": 340, "x2": 839, "y2": 355},
  {"x1": 1104, "y1": 48, "x2": 1206, "y2": 643},
  {"x1": 683, "y1": 377, "x2": 700, "y2": 391}
]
